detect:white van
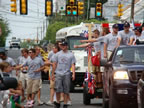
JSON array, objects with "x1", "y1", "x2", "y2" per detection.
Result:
[{"x1": 56, "y1": 22, "x2": 101, "y2": 91}]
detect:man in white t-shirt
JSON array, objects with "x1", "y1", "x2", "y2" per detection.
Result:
[
  {"x1": 133, "y1": 27, "x2": 144, "y2": 45},
  {"x1": 117, "y1": 22, "x2": 134, "y2": 46}
]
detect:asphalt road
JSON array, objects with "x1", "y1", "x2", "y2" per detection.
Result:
[{"x1": 34, "y1": 81, "x2": 102, "y2": 108}]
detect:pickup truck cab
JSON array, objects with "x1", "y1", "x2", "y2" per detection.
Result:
[{"x1": 102, "y1": 45, "x2": 144, "y2": 108}]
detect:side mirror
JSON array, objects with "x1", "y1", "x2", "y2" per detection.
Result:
[{"x1": 0, "y1": 77, "x2": 18, "y2": 90}]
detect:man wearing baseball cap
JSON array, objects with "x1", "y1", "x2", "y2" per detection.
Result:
[
  {"x1": 103, "y1": 24, "x2": 119, "y2": 59},
  {"x1": 133, "y1": 27, "x2": 144, "y2": 44},
  {"x1": 52, "y1": 41, "x2": 76, "y2": 108},
  {"x1": 117, "y1": 22, "x2": 134, "y2": 46}
]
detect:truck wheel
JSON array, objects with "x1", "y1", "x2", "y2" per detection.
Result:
[
  {"x1": 102, "y1": 89, "x2": 109, "y2": 108},
  {"x1": 109, "y1": 86, "x2": 120, "y2": 108},
  {"x1": 83, "y1": 82, "x2": 91, "y2": 105},
  {"x1": 70, "y1": 81, "x2": 75, "y2": 92}
]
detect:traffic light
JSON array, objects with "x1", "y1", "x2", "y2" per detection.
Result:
[
  {"x1": 66, "y1": 5, "x2": 78, "y2": 16},
  {"x1": 10, "y1": 0, "x2": 17, "y2": 13},
  {"x1": 95, "y1": 2, "x2": 102, "y2": 17},
  {"x1": 78, "y1": 1, "x2": 84, "y2": 15},
  {"x1": 66, "y1": 5, "x2": 72, "y2": 15},
  {"x1": 20, "y1": 0, "x2": 28, "y2": 15},
  {"x1": 45, "y1": 0, "x2": 53, "y2": 16},
  {"x1": 69, "y1": 0, "x2": 75, "y2": 5},
  {"x1": 72, "y1": 6, "x2": 78, "y2": 15},
  {"x1": 117, "y1": 3, "x2": 124, "y2": 17}
]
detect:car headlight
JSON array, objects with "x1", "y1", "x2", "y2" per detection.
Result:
[{"x1": 114, "y1": 71, "x2": 129, "y2": 80}]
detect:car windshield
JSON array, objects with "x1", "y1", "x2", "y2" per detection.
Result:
[
  {"x1": 114, "y1": 47, "x2": 144, "y2": 64},
  {"x1": 67, "y1": 36, "x2": 87, "y2": 50}
]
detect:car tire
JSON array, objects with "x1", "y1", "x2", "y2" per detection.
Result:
[
  {"x1": 83, "y1": 82, "x2": 91, "y2": 105},
  {"x1": 109, "y1": 86, "x2": 120, "y2": 108}
]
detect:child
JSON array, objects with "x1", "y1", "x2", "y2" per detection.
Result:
[
  {"x1": 9, "y1": 81, "x2": 24, "y2": 108},
  {"x1": 0, "y1": 62, "x2": 12, "y2": 77},
  {"x1": 0, "y1": 62, "x2": 13, "y2": 107}
]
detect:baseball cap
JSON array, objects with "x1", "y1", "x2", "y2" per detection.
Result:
[
  {"x1": 134, "y1": 27, "x2": 142, "y2": 33},
  {"x1": 123, "y1": 22, "x2": 130, "y2": 27},
  {"x1": 61, "y1": 41, "x2": 68, "y2": 46},
  {"x1": 112, "y1": 24, "x2": 119, "y2": 29}
]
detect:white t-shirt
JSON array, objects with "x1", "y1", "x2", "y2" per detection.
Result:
[{"x1": 118, "y1": 30, "x2": 134, "y2": 45}]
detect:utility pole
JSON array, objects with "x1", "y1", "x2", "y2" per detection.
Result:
[
  {"x1": 87, "y1": 0, "x2": 90, "y2": 20},
  {"x1": 130, "y1": 0, "x2": 135, "y2": 22}
]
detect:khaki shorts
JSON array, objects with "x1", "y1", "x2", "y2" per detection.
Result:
[
  {"x1": 39, "y1": 79, "x2": 42, "y2": 89},
  {"x1": 19, "y1": 72, "x2": 28, "y2": 89},
  {"x1": 107, "y1": 51, "x2": 112, "y2": 60},
  {"x1": 27, "y1": 78, "x2": 40, "y2": 94},
  {"x1": 50, "y1": 79, "x2": 55, "y2": 89}
]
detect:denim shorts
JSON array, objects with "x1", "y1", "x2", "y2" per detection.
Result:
[{"x1": 55, "y1": 74, "x2": 71, "y2": 94}]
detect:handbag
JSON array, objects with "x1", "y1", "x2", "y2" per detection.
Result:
[{"x1": 91, "y1": 54, "x2": 100, "y2": 66}]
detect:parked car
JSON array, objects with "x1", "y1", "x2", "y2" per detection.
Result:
[
  {"x1": 101, "y1": 45, "x2": 144, "y2": 108},
  {"x1": 137, "y1": 73, "x2": 144, "y2": 108}
]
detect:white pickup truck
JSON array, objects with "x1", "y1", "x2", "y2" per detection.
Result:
[{"x1": 9, "y1": 38, "x2": 21, "y2": 49}]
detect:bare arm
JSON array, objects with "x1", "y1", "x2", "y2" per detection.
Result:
[
  {"x1": 128, "y1": 37, "x2": 134, "y2": 45},
  {"x1": 71, "y1": 64, "x2": 75, "y2": 81},
  {"x1": 34, "y1": 66, "x2": 45, "y2": 72},
  {"x1": 104, "y1": 43, "x2": 107, "y2": 58},
  {"x1": 117, "y1": 37, "x2": 121, "y2": 47},
  {"x1": 80, "y1": 39, "x2": 98, "y2": 43},
  {"x1": 74, "y1": 43, "x2": 91, "y2": 48},
  {"x1": 9, "y1": 89, "x2": 22, "y2": 96},
  {"x1": 44, "y1": 59, "x2": 53, "y2": 66},
  {"x1": 52, "y1": 62, "x2": 57, "y2": 81}
]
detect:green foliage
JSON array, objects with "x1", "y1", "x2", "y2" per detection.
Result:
[
  {"x1": 44, "y1": 21, "x2": 76, "y2": 43},
  {"x1": 0, "y1": 19, "x2": 10, "y2": 47},
  {"x1": 20, "y1": 41, "x2": 36, "y2": 48}
]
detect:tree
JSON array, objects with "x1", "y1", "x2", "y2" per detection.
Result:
[
  {"x1": 44, "y1": 21, "x2": 72, "y2": 43},
  {"x1": 0, "y1": 18, "x2": 10, "y2": 47}
]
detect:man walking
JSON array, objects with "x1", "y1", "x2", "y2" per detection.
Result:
[{"x1": 52, "y1": 41, "x2": 76, "y2": 108}]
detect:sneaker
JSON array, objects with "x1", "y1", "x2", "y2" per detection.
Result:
[
  {"x1": 24, "y1": 104, "x2": 34, "y2": 108},
  {"x1": 37, "y1": 100, "x2": 44, "y2": 105},
  {"x1": 67, "y1": 101, "x2": 72, "y2": 106},
  {"x1": 46, "y1": 101, "x2": 54, "y2": 106},
  {"x1": 54, "y1": 102, "x2": 60, "y2": 108},
  {"x1": 25, "y1": 100, "x2": 34, "y2": 107}
]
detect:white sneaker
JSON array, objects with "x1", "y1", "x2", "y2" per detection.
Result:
[
  {"x1": 38, "y1": 100, "x2": 44, "y2": 105},
  {"x1": 46, "y1": 101, "x2": 54, "y2": 106},
  {"x1": 67, "y1": 101, "x2": 72, "y2": 106}
]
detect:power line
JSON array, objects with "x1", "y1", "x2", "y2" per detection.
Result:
[
  {"x1": 0, "y1": 10, "x2": 46, "y2": 21},
  {"x1": 9, "y1": 24, "x2": 39, "y2": 29}
]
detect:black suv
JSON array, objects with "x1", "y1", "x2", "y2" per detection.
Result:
[{"x1": 102, "y1": 45, "x2": 144, "y2": 108}]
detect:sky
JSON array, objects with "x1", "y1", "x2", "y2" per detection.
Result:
[{"x1": 0, "y1": 0, "x2": 61, "y2": 47}]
